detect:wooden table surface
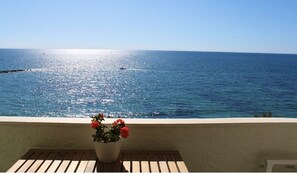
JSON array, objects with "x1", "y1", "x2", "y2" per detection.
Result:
[{"x1": 7, "y1": 149, "x2": 189, "y2": 173}]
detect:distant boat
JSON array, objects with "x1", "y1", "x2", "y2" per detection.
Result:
[{"x1": 120, "y1": 67, "x2": 126, "y2": 70}]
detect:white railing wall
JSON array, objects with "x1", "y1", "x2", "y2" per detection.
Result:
[{"x1": 1, "y1": 117, "x2": 297, "y2": 172}]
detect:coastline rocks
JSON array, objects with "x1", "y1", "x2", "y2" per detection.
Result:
[{"x1": 0, "y1": 69, "x2": 31, "y2": 74}]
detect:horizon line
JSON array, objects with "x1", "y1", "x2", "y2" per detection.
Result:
[{"x1": 0, "y1": 47, "x2": 296, "y2": 55}]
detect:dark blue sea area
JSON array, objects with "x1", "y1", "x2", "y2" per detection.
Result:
[{"x1": 0, "y1": 49, "x2": 296, "y2": 118}]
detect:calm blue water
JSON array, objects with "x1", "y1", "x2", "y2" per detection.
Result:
[{"x1": 0, "y1": 49, "x2": 297, "y2": 118}]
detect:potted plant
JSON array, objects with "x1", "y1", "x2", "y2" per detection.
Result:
[{"x1": 91, "y1": 113, "x2": 129, "y2": 163}]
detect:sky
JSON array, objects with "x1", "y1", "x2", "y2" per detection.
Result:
[{"x1": 0, "y1": 0, "x2": 297, "y2": 54}]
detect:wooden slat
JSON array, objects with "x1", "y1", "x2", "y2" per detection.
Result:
[
  {"x1": 66, "y1": 151, "x2": 84, "y2": 173},
  {"x1": 7, "y1": 150, "x2": 35, "y2": 172},
  {"x1": 56, "y1": 151, "x2": 75, "y2": 172},
  {"x1": 26, "y1": 152, "x2": 50, "y2": 172},
  {"x1": 37, "y1": 151, "x2": 59, "y2": 173},
  {"x1": 157, "y1": 153, "x2": 169, "y2": 173},
  {"x1": 17, "y1": 151, "x2": 42, "y2": 173},
  {"x1": 84, "y1": 151, "x2": 97, "y2": 172},
  {"x1": 46, "y1": 151, "x2": 67, "y2": 172},
  {"x1": 140, "y1": 152, "x2": 150, "y2": 173},
  {"x1": 76, "y1": 151, "x2": 91, "y2": 172},
  {"x1": 132, "y1": 152, "x2": 141, "y2": 173},
  {"x1": 113, "y1": 152, "x2": 123, "y2": 172},
  {"x1": 165, "y1": 153, "x2": 179, "y2": 173},
  {"x1": 103, "y1": 162, "x2": 114, "y2": 172},
  {"x1": 95, "y1": 160, "x2": 104, "y2": 172},
  {"x1": 123, "y1": 151, "x2": 132, "y2": 172},
  {"x1": 149, "y1": 152, "x2": 160, "y2": 173},
  {"x1": 173, "y1": 152, "x2": 188, "y2": 172}
]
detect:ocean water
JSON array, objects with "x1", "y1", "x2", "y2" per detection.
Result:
[{"x1": 0, "y1": 49, "x2": 296, "y2": 118}]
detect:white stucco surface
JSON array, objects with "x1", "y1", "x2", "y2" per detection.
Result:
[{"x1": 1, "y1": 117, "x2": 297, "y2": 172}]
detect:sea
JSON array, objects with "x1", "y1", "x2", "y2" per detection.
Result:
[{"x1": 0, "y1": 49, "x2": 296, "y2": 118}]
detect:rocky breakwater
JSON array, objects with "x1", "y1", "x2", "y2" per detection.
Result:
[{"x1": 0, "y1": 69, "x2": 31, "y2": 74}]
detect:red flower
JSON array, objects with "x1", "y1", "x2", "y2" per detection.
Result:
[
  {"x1": 113, "y1": 119, "x2": 126, "y2": 127},
  {"x1": 112, "y1": 121, "x2": 117, "y2": 126},
  {"x1": 91, "y1": 121, "x2": 100, "y2": 129},
  {"x1": 118, "y1": 119, "x2": 125, "y2": 125},
  {"x1": 118, "y1": 119, "x2": 125, "y2": 126},
  {"x1": 120, "y1": 127, "x2": 129, "y2": 138}
]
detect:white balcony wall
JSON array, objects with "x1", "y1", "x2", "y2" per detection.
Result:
[{"x1": 1, "y1": 117, "x2": 297, "y2": 172}]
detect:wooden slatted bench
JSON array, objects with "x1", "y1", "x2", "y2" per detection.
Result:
[{"x1": 7, "y1": 149, "x2": 189, "y2": 173}]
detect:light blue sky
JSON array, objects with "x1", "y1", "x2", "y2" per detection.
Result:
[{"x1": 0, "y1": 0, "x2": 297, "y2": 53}]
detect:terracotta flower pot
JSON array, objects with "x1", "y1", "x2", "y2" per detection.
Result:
[{"x1": 94, "y1": 139, "x2": 121, "y2": 163}]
